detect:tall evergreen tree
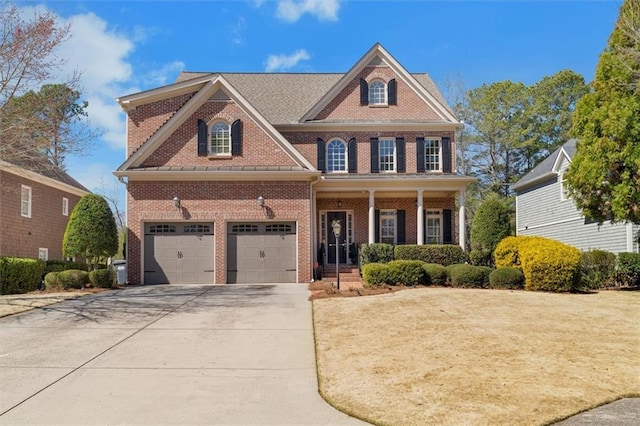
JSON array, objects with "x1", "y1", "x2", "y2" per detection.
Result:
[{"x1": 565, "y1": 0, "x2": 640, "y2": 224}]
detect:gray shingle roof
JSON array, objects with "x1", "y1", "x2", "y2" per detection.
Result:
[
  {"x1": 512, "y1": 139, "x2": 577, "y2": 191},
  {"x1": 176, "y1": 71, "x2": 452, "y2": 124},
  {"x1": 2, "y1": 157, "x2": 90, "y2": 192}
]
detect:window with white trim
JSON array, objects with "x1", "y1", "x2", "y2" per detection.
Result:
[
  {"x1": 426, "y1": 210, "x2": 443, "y2": 244},
  {"x1": 380, "y1": 210, "x2": 397, "y2": 244},
  {"x1": 38, "y1": 248, "x2": 48, "y2": 261},
  {"x1": 327, "y1": 139, "x2": 347, "y2": 173},
  {"x1": 62, "y1": 197, "x2": 69, "y2": 216},
  {"x1": 209, "y1": 121, "x2": 230, "y2": 155},
  {"x1": 560, "y1": 172, "x2": 570, "y2": 201},
  {"x1": 379, "y1": 138, "x2": 396, "y2": 172},
  {"x1": 424, "y1": 138, "x2": 442, "y2": 171},
  {"x1": 369, "y1": 80, "x2": 387, "y2": 105},
  {"x1": 21, "y1": 185, "x2": 32, "y2": 218}
]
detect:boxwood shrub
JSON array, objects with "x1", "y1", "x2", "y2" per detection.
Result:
[
  {"x1": 445, "y1": 263, "x2": 464, "y2": 283},
  {"x1": 449, "y1": 264, "x2": 487, "y2": 288},
  {"x1": 44, "y1": 272, "x2": 62, "y2": 290},
  {"x1": 362, "y1": 263, "x2": 391, "y2": 287},
  {"x1": 57, "y1": 269, "x2": 90, "y2": 290},
  {"x1": 0, "y1": 257, "x2": 46, "y2": 295},
  {"x1": 580, "y1": 249, "x2": 616, "y2": 289},
  {"x1": 489, "y1": 267, "x2": 525, "y2": 290},
  {"x1": 395, "y1": 244, "x2": 466, "y2": 266},
  {"x1": 617, "y1": 252, "x2": 640, "y2": 287},
  {"x1": 89, "y1": 269, "x2": 112, "y2": 288},
  {"x1": 423, "y1": 263, "x2": 447, "y2": 285},
  {"x1": 386, "y1": 260, "x2": 426, "y2": 286},
  {"x1": 44, "y1": 260, "x2": 89, "y2": 274},
  {"x1": 360, "y1": 243, "x2": 394, "y2": 267}
]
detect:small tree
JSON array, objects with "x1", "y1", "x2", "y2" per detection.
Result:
[
  {"x1": 63, "y1": 194, "x2": 118, "y2": 269},
  {"x1": 470, "y1": 193, "x2": 513, "y2": 265}
]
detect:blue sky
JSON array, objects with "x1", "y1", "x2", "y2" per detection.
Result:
[{"x1": 16, "y1": 0, "x2": 622, "y2": 207}]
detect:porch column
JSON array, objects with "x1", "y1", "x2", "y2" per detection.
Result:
[
  {"x1": 417, "y1": 189, "x2": 424, "y2": 245},
  {"x1": 459, "y1": 189, "x2": 466, "y2": 250},
  {"x1": 368, "y1": 190, "x2": 375, "y2": 244}
]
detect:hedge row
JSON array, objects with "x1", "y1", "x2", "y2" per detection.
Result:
[
  {"x1": 360, "y1": 243, "x2": 467, "y2": 268},
  {"x1": 0, "y1": 257, "x2": 45, "y2": 295}
]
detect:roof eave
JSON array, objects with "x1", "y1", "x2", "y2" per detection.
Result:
[{"x1": 113, "y1": 170, "x2": 321, "y2": 182}]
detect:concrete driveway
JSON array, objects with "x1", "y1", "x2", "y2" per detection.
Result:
[{"x1": 0, "y1": 284, "x2": 366, "y2": 425}]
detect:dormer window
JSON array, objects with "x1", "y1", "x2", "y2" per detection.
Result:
[
  {"x1": 210, "y1": 121, "x2": 230, "y2": 155},
  {"x1": 327, "y1": 139, "x2": 347, "y2": 173},
  {"x1": 369, "y1": 80, "x2": 387, "y2": 105}
]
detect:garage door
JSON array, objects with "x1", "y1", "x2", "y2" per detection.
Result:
[
  {"x1": 144, "y1": 223, "x2": 215, "y2": 284},
  {"x1": 227, "y1": 222, "x2": 296, "y2": 283}
]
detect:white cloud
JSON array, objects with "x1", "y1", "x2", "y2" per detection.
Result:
[
  {"x1": 143, "y1": 61, "x2": 186, "y2": 87},
  {"x1": 275, "y1": 0, "x2": 340, "y2": 23},
  {"x1": 231, "y1": 16, "x2": 247, "y2": 45},
  {"x1": 265, "y1": 49, "x2": 311, "y2": 72}
]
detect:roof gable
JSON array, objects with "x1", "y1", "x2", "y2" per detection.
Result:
[
  {"x1": 513, "y1": 139, "x2": 578, "y2": 191},
  {"x1": 117, "y1": 75, "x2": 315, "y2": 171},
  {"x1": 0, "y1": 160, "x2": 89, "y2": 196},
  {"x1": 300, "y1": 43, "x2": 459, "y2": 124}
]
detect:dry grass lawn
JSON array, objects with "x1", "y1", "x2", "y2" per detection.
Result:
[{"x1": 313, "y1": 288, "x2": 640, "y2": 425}]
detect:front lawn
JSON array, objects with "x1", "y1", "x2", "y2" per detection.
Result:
[{"x1": 313, "y1": 288, "x2": 640, "y2": 425}]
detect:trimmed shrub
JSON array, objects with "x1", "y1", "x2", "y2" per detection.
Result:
[
  {"x1": 89, "y1": 269, "x2": 112, "y2": 288},
  {"x1": 44, "y1": 272, "x2": 62, "y2": 290},
  {"x1": 489, "y1": 267, "x2": 525, "y2": 290},
  {"x1": 445, "y1": 263, "x2": 464, "y2": 283},
  {"x1": 44, "y1": 260, "x2": 88, "y2": 274},
  {"x1": 450, "y1": 264, "x2": 487, "y2": 288},
  {"x1": 362, "y1": 263, "x2": 391, "y2": 287},
  {"x1": 0, "y1": 257, "x2": 46, "y2": 295},
  {"x1": 478, "y1": 266, "x2": 494, "y2": 287},
  {"x1": 360, "y1": 243, "x2": 394, "y2": 267},
  {"x1": 617, "y1": 252, "x2": 640, "y2": 287},
  {"x1": 494, "y1": 236, "x2": 581, "y2": 292},
  {"x1": 469, "y1": 249, "x2": 492, "y2": 267},
  {"x1": 57, "y1": 269, "x2": 90, "y2": 290},
  {"x1": 580, "y1": 250, "x2": 616, "y2": 289},
  {"x1": 386, "y1": 260, "x2": 426, "y2": 286},
  {"x1": 470, "y1": 194, "x2": 513, "y2": 266},
  {"x1": 423, "y1": 263, "x2": 447, "y2": 285},
  {"x1": 394, "y1": 244, "x2": 467, "y2": 266}
]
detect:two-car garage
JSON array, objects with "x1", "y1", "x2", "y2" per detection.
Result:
[{"x1": 143, "y1": 222, "x2": 297, "y2": 285}]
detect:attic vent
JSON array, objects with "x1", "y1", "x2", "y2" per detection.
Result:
[
  {"x1": 367, "y1": 56, "x2": 387, "y2": 67},
  {"x1": 209, "y1": 88, "x2": 231, "y2": 101}
]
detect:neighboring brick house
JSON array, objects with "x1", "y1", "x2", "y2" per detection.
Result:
[
  {"x1": 0, "y1": 159, "x2": 89, "y2": 261},
  {"x1": 513, "y1": 139, "x2": 639, "y2": 254},
  {"x1": 114, "y1": 44, "x2": 475, "y2": 285}
]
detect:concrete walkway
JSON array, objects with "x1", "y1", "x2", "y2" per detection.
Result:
[{"x1": 0, "y1": 285, "x2": 366, "y2": 425}]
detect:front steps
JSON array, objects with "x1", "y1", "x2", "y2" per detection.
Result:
[{"x1": 318, "y1": 264, "x2": 363, "y2": 289}]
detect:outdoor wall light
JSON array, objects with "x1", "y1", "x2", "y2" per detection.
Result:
[
  {"x1": 337, "y1": 199, "x2": 342, "y2": 208},
  {"x1": 331, "y1": 219, "x2": 341, "y2": 290},
  {"x1": 173, "y1": 196, "x2": 181, "y2": 209},
  {"x1": 257, "y1": 195, "x2": 265, "y2": 208}
]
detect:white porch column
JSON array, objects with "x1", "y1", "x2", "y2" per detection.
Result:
[
  {"x1": 459, "y1": 190, "x2": 466, "y2": 250},
  {"x1": 368, "y1": 190, "x2": 375, "y2": 244},
  {"x1": 417, "y1": 189, "x2": 424, "y2": 245}
]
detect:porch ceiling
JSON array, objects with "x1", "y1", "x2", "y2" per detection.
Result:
[{"x1": 314, "y1": 173, "x2": 475, "y2": 195}]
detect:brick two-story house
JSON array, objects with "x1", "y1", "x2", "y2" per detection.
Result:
[
  {"x1": 114, "y1": 44, "x2": 475, "y2": 285},
  {"x1": 0, "y1": 159, "x2": 89, "y2": 260}
]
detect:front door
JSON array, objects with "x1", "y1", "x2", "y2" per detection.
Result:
[{"x1": 326, "y1": 211, "x2": 347, "y2": 264}]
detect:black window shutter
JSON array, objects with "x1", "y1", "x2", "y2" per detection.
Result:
[
  {"x1": 442, "y1": 137, "x2": 452, "y2": 173},
  {"x1": 416, "y1": 137, "x2": 425, "y2": 173},
  {"x1": 396, "y1": 210, "x2": 406, "y2": 244},
  {"x1": 360, "y1": 78, "x2": 369, "y2": 106},
  {"x1": 370, "y1": 137, "x2": 379, "y2": 173},
  {"x1": 348, "y1": 138, "x2": 357, "y2": 173},
  {"x1": 197, "y1": 119, "x2": 208, "y2": 156},
  {"x1": 388, "y1": 79, "x2": 397, "y2": 105},
  {"x1": 396, "y1": 137, "x2": 405, "y2": 173},
  {"x1": 443, "y1": 209, "x2": 453, "y2": 244},
  {"x1": 231, "y1": 119, "x2": 242, "y2": 156},
  {"x1": 375, "y1": 209, "x2": 380, "y2": 243},
  {"x1": 317, "y1": 138, "x2": 326, "y2": 172}
]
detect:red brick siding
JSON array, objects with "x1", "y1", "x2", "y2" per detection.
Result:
[
  {"x1": 314, "y1": 66, "x2": 442, "y2": 121},
  {"x1": 126, "y1": 180, "x2": 311, "y2": 284},
  {"x1": 0, "y1": 171, "x2": 82, "y2": 260},
  {"x1": 142, "y1": 101, "x2": 298, "y2": 168},
  {"x1": 283, "y1": 130, "x2": 456, "y2": 174}
]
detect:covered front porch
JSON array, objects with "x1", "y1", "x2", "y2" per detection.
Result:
[{"x1": 311, "y1": 175, "x2": 474, "y2": 266}]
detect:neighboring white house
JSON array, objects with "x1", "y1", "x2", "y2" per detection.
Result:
[{"x1": 512, "y1": 139, "x2": 639, "y2": 254}]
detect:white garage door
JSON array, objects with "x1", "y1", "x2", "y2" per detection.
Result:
[
  {"x1": 144, "y1": 223, "x2": 215, "y2": 284},
  {"x1": 227, "y1": 222, "x2": 297, "y2": 283}
]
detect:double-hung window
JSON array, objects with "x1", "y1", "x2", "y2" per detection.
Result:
[
  {"x1": 425, "y1": 210, "x2": 443, "y2": 244},
  {"x1": 62, "y1": 197, "x2": 69, "y2": 216},
  {"x1": 380, "y1": 210, "x2": 396, "y2": 244},
  {"x1": 369, "y1": 80, "x2": 386, "y2": 105},
  {"x1": 327, "y1": 139, "x2": 347, "y2": 173},
  {"x1": 210, "y1": 121, "x2": 230, "y2": 155},
  {"x1": 425, "y1": 138, "x2": 442, "y2": 171},
  {"x1": 21, "y1": 185, "x2": 32, "y2": 218},
  {"x1": 379, "y1": 138, "x2": 396, "y2": 172}
]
